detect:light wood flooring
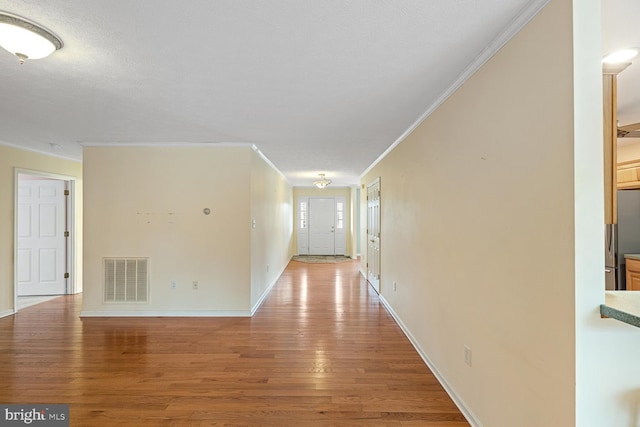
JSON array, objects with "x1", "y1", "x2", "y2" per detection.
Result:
[{"x1": 0, "y1": 259, "x2": 469, "y2": 426}]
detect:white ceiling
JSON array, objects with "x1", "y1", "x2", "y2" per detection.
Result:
[{"x1": 1, "y1": 1, "x2": 561, "y2": 186}]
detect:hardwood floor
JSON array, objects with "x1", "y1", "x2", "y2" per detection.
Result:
[{"x1": 0, "y1": 259, "x2": 469, "y2": 426}]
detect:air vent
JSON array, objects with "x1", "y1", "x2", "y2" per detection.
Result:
[{"x1": 104, "y1": 258, "x2": 149, "y2": 303}]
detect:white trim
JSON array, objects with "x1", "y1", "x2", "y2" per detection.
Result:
[
  {"x1": 77, "y1": 141, "x2": 291, "y2": 184},
  {"x1": 66, "y1": 180, "x2": 77, "y2": 294},
  {"x1": 0, "y1": 141, "x2": 81, "y2": 162},
  {"x1": 80, "y1": 310, "x2": 251, "y2": 317},
  {"x1": 15, "y1": 168, "x2": 78, "y2": 182},
  {"x1": 251, "y1": 257, "x2": 291, "y2": 315},
  {"x1": 80, "y1": 141, "x2": 254, "y2": 148},
  {"x1": 378, "y1": 294, "x2": 482, "y2": 427},
  {"x1": 0, "y1": 309, "x2": 15, "y2": 319},
  {"x1": 251, "y1": 144, "x2": 289, "y2": 183},
  {"x1": 360, "y1": 0, "x2": 551, "y2": 179},
  {"x1": 14, "y1": 169, "x2": 79, "y2": 311}
]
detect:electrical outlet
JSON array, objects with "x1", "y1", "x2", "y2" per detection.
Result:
[
  {"x1": 192, "y1": 281, "x2": 198, "y2": 290},
  {"x1": 393, "y1": 281, "x2": 397, "y2": 291},
  {"x1": 171, "y1": 280, "x2": 177, "y2": 290},
  {"x1": 464, "y1": 345, "x2": 472, "y2": 367}
]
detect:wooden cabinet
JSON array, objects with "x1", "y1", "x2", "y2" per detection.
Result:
[
  {"x1": 626, "y1": 257, "x2": 640, "y2": 290},
  {"x1": 617, "y1": 160, "x2": 640, "y2": 189},
  {"x1": 603, "y1": 63, "x2": 630, "y2": 221}
]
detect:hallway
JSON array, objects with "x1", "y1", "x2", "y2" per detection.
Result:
[{"x1": 0, "y1": 259, "x2": 468, "y2": 426}]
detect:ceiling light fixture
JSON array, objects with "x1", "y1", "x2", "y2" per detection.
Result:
[
  {"x1": 313, "y1": 173, "x2": 331, "y2": 189},
  {"x1": 0, "y1": 12, "x2": 63, "y2": 64},
  {"x1": 602, "y1": 48, "x2": 639, "y2": 64}
]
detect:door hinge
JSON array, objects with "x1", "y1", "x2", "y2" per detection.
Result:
[
  {"x1": 64, "y1": 231, "x2": 70, "y2": 237},
  {"x1": 64, "y1": 190, "x2": 70, "y2": 196},
  {"x1": 377, "y1": 274, "x2": 380, "y2": 280},
  {"x1": 366, "y1": 262, "x2": 368, "y2": 267},
  {"x1": 64, "y1": 273, "x2": 70, "y2": 279}
]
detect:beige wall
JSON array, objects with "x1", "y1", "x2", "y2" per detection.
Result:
[
  {"x1": 0, "y1": 145, "x2": 82, "y2": 317},
  {"x1": 250, "y1": 150, "x2": 294, "y2": 310},
  {"x1": 361, "y1": 1, "x2": 576, "y2": 424},
  {"x1": 617, "y1": 139, "x2": 640, "y2": 163},
  {"x1": 292, "y1": 186, "x2": 354, "y2": 256},
  {"x1": 82, "y1": 146, "x2": 256, "y2": 315}
]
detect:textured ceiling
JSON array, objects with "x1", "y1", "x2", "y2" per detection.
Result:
[{"x1": 1, "y1": 0, "x2": 546, "y2": 186}]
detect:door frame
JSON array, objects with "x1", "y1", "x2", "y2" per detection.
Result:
[
  {"x1": 297, "y1": 195, "x2": 347, "y2": 256},
  {"x1": 366, "y1": 177, "x2": 381, "y2": 293},
  {"x1": 13, "y1": 168, "x2": 77, "y2": 312}
]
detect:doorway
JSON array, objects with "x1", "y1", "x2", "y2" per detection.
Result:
[
  {"x1": 297, "y1": 196, "x2": 347, "y2": 255},
  {"x1": 14, "y1": 171, "x2": 76, "y2": 311},
  {"x1": 367, "y1": 178, "x2": 380, "y2": 293}
]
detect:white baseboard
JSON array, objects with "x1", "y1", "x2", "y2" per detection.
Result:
[
  {"x1": 0, "y1": 309, "x2": 15, "y2": 319},
  {"x1": 378, "y1": 294, "x2": 481, "y2": 427},
  {"x1": 80, "y1": 310, "x2": 251, "y2": 317},
  {"x1": 251, "y1": 257, "x2": 291, "y2": 315}
]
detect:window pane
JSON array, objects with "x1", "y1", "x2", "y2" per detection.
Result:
[{"x1": 300, "y1": 202, "x2": 307, "y2": 229}]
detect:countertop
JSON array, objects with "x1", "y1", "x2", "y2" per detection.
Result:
[
  {"x1": 624, "y1": 253, "x2": 640, "y2": 260},
  {"x1": 601, "y1": 291, "x2": 640, "y2": 328}
]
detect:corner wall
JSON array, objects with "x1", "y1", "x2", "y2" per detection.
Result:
[
  {"x1": 82, "y1": 146, "x2": 252, "y2": 315},
  {"x1": 361, "y1": 1, "x2": 575, "y2": 424},
  {"x1": 574, "y1": 1, "x2": 640, "y2": 425},
  {"x1": 250, "y1": 150, "x2": 294, "y2": 311}
]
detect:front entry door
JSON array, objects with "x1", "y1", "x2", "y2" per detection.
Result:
[
  {"x1": 17, "y1": 180, "x2": 67, "y2": 296},
  {"x1": 309, "y1": 198, "x2": 336, "y2": 255},
  {"x1": 367, "y1": 178, "x2": 380, "y2": 293}
]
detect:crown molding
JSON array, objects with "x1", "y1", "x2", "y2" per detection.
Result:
[
  {"x1": 0, "y1": 141, "x2": 81, "y2": 162},
  {"x1": 251, "y1": 144, "x2": 290, "y2": 183},
  {"x1": 79, "y1": 141, "x2": 254, "y2": 148},
  {"x1": 360, "y1": 0, "x2": 551, "y2": 179}
]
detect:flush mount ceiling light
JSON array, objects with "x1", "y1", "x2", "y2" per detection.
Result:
[
  {"x1": 0, "y1": 12, "x2": 63, "y2": 64},
  {"x1": 313, "y1": 173, "x2": 331, "y2": 189},
  {"x1": 602, "y1": 48, "x2": 639, "y2": 64}
]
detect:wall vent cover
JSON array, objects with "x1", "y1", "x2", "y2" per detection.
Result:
[{"x1": 103, "y1": 258, "x2": 149, "y2": 303}]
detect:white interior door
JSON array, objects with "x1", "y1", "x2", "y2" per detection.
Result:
[
  {"x1": 17, "y1": 180, "x2": 67, "y2": 296},
  {"x1": 309, "y1": 198, "x2": 336, "y2": 255},
  {"x1": 367, "y1": 179, "x2": 381, "y2": 293}
]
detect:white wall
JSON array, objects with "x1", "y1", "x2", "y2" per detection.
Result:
[
  {"x1": 250, "y1": 149, "x2": 294, "y2": 311},
  {"x1": 82, "y1": 146, "x2": 253, "y2": 315},
  {"x1": 361, "y1": 1, "x2": 576, "y2": 424},
  {"x1": 574, "y1": 1, "x2": 640, "y2": 425},
  {"x1": 0, "y1": 145, "x2": 82, "y2": 318}
]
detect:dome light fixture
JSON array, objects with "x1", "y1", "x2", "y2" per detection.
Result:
[
  {"x1": 313, "y1": 173, "x2": 331, "y2": 189},
  {"x1": 0, "y1": 12, "x2": 63, "y2": 64},
  {"x1": 602, "y1": 48, "x2": 638, "y2": 64}
]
